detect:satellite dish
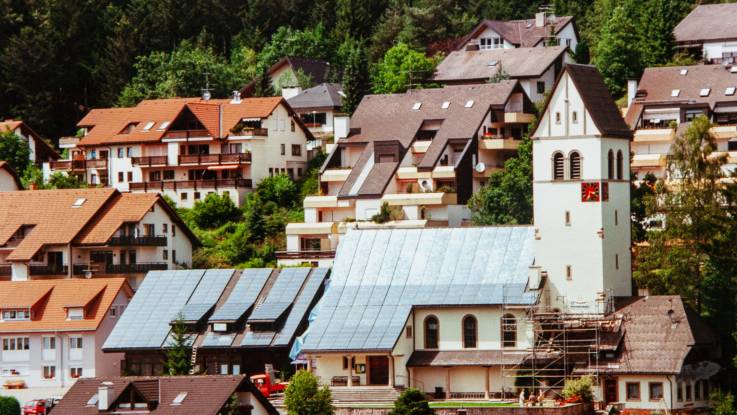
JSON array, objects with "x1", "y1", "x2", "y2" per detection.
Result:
[
  {"x1": 475, "y1": 162, "x2": 486, "y2": 173},
  {"x1": 420, "y1": 180, "x2": 431, "y2": 191}
]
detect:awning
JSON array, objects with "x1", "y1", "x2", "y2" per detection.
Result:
[
  {"x1": 406, "y1": 350, "x2": 523, "y2": 367},
  {"x1": 207, "y1": 165, "x2": 239, "y2": 170}
]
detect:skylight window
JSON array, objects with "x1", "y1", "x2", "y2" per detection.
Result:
[
  {"x1": 700, "y1": 88, "x2": 711, "y2": 97},
  {"x1": 441, "y1": 101, "x2": 450, "y2": 109},
  {"x1": 671, "y1": 89, "x2": 680, "y2": 97},
  {"x1": 732, "y1": 66, "x2": 737, "y2": 74},
  {"x1": 157, "y1": 121, "x2": 171, "y2": 131},
  {"x1": 172, "y1": 392, "x2": 188, "y2": 405},
  {"x1": 142, "y1": 121, "x2": 155, "y2": 131},
  {"x1": 465, "y1": 100, "x2": 475, "y2": 108},
  {"x1": 72, "y1": 198, "x2": 87, "y2": 208},
  {"x1": 679, "y1": 69, "x2": 688, "y2": 76},
  {"x1": 726, "y1": 87, "x2": 736, "y2": 96},
  {"x1": 86, "y1": 394, "x2": 99, "y2": 406},
  {"x1": 412, "y1": 102, "x2": 422, "y2": 110},
  {"x1": 487, "y1": 60, "x2": 498, "y2": 67}
]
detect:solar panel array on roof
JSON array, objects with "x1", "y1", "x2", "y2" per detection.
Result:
[
  {"x1": 241, "y1": 331, "x2": 276, "y2": 347},
  {"x1": 272, "y1": 268, "x2": 328, "y2": 346},
  {"x1": 103, "y1": 270, "x2": 205, "y2": 349},
  {"x1": 201, "y1": 332, "x2": 236, "y2": 347},
  {"x1": 176, "y1": 269, "x2": 234, "y2": 322},
  {"x1": 302, "y1": 227, "x2": 536, "y2": 352},
  {"x1": 248, "y1": 268, "x2": 310, "y2": 322},
  {"x1": 209, "y1": 269, "x2": 271, "y2": 322}
]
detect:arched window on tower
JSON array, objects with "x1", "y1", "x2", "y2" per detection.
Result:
[
  {"x1": 608, "y1": 150, "x2": 615, "y2": 179},
  {"x1": 462, "y1": 315, "x2": 477, "y2": 348},
  {"x1": 502, "y1": 314, "x2": 517, "y2": 348},
  {"x1": 616, "y1": 150, "x2": 624, "y2": 180},
  {"x1": 424, "y1": 316, "x2": 439, "y2": 349},
  {"x1": 553, "y1": 152, "x2": 565, "y2": 180},
  {"x1": 569, "y1": 151, "x2": 581, "y2": 179}
]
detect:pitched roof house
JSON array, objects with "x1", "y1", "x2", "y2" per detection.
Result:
[
  {"x1": 0, "y1": 188, "x2": 199, "y2": 286},
  {"x1": 0, "y1": 278, "x2": 133, "y2": 389},
  {"x1": 0, "y1": 161, "x2": 22, "y2": 191},
  {"x1": 0, "y1": 119, "x2": 58, "y2": 166},
  {"x1": 287, "y1": 83, "x2": 345, "y2": 140},
  {"x1": 103, "y1": 268, "x2": 328, "y2": 377},
  {"x1": 52, "y1": 375, "x2": 279, "y2": 415},
  {"x1": 240, "y1": 56, "x2": 332, "y2": 97},
  {"x1": 674, "y1": 3, "x2": 737, "y2": 63},
  {"x1": 458, "y1": 15, "x2": 577, "y2": 49}
]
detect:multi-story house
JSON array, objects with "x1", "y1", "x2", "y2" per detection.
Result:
[
  {"x1": 0, "y1": 188, "x2": 198, "y2": 288},
  {"x1": 278, "y1": 82, "x2": 535, "y2": 267},
  {"x1": 459, "y1": 13, "x2": 578, "y2": 50},
  {"x1": 287, "y1": 83, "x2": 344, "y2": 144},
  {"x1": 0, "y1": 119, "x2": 58, "y2": 166},
  {"x1": 674, "y1": 3, "x2": 737, "y2": 64},
  {"x1": 625, "y1": 64, "x2": 737, "y2": 179},
  {"x1": 44, "y1": 96, "x2": 313, "y2": 208},
  {"x1": 0, "y1": 162, "x2": 22, "y2": 191},
  {"x1": 0, "y1": 278, "x2": 132, "y2": 392},
  {"x1": 240, "y1": 56, "x2": 332, "y2": 97}
]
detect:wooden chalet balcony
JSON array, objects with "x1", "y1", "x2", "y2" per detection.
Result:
[
  {"x1": 30, "y1": 265, "x2": 68, "y2": 275},
  {"x1": 49, "y1": 159, "x2": 107, "y2": 171},
  {"x1": 504, "y1": 112, "x2": 535, "y2": 123},
  {"x1": 178, "y1": 153, "x2": 252, "y2": 165},
  {"x1": 108, "y1": 236, "x2": 168, "y2": 246},
  {"x1": 275, "y1": 250, "x2": 336, "y2": 260},
  {"x1": 129, "y1": 178, "x2": 253, "y2": 192},
  {"x1": 132, "y1": 156, "x2": 168, "y2": 167},
  {"x1": 105, "y1": 262, "x2": 168, "y2": 274},
  {"x1": 162, "y1": 129, "x2": 210, "y2": 139},
  {"x1": 480, "y1": 136, "x2": 521, "y2": 150},
  {"x1": 231, "y1": 128, "x2": 268, "y2": 137}
]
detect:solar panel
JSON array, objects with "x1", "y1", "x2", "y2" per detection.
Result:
[
  {"x1": 272, "y1": 268, "x2": 328, "y2": 346},
  {"x1": 201, "y1": 332, "x2": 236, "y2": 347},
  {"x1": 174, "y1": 269, "x2": 234, "y2": 322},
  {"x1": 209, "y1": 269, "x2": 271, "y2": 322},
  {"x1": 248, "y1": 268, "x2": 310, "y2": 322},
  {"x1": 302, "y1": 227, "x2": 537, "y2": 353},
  {"x1": 241, "y1": 331, "x2": 276, "y2": 347}
]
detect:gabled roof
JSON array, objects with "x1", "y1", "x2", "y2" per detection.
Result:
[
  {"x1": 0, "y1": 278, "x2": 131, "y2": 332},
  {"x1": 77, "y1": 97, "x2": 287, "y2": 146},
  {"x1": 674, "y1": 3, "x2": 737, "y2": 45},
  {"x1": 624, "y1": 64, "x2": 737, "y2": 128},
  {"x1": 433, "y1": 46, "x2": 568, "y2": 82},
  {"x1": 459, "y1": 16, "x2": 575, "y2": 48},
  {"x1": 287, "y1": 83, "x2": 344, "y2": 110},
  {"x1": 240, "y1": 56, "x2": 332, "y2": 96},
  {"x1": 0, "y1": 161, "x2": 23, "y2": 190},
  {"x1": 52, "y1": 375, "x2": 279, "y2": 415},
  {"x1": 302, "y1": 227, "x2": 537, "y2": 353},
  {"x1": 0, "y1": 119, "x2": 59, "y2": 162}
]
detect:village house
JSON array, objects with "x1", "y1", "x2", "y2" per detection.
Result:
[
  {"x1": 278, "y1": 81, "x2": 535, "y2": 267},
  {"x1": 624, "y1": 64, "x2": 737, "y2": 179},
  {"x1": 0, "y1": 119, "x2": 58, "y2": 167},
  {"x1": 240, "y1": 56, "x2": 332, "y2": 97},
  {"x1": 298, "y1": 64, "x2": 718, "y2": 413},
  {"x1": 0, "y1": 162, "x2": 22, "y2": 191},
  {"x1": 52, "y1": 375, "x2": 279, "y2": 415},
  {"x1": 674, "y1": 3, "x2": 737, "y2": 64},
  {"x1": 0, "y1": 278, "x2": 132, "y2": 391},
  {"x1": 103, "y1": 267, "x2": 328, "y2": 377},
  {"x1": 0, "y1": 188, "x2": 198, "y2": 288},
  {"x1": 287, "y1": 83, "x2": 344, "y2": 145}
]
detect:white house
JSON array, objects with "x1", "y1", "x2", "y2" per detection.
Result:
[
  {"x1": 0, "y1": 162, "x2": 22, "y2": 191},
  {"x1": 0, "y1": 120, "x2": 58, "y2": 166},
  {"x1": 674, "y1": 3, "x2": 737, "y2": 64}
]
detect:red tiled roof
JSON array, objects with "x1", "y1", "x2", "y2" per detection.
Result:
[{"x1": 0, "y1": 119, "x2": 59, "y2": 162}]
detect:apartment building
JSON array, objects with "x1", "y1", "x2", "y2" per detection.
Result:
[
  {"x1": 278, "y1": 82, "x2": 535, "y2": 267},
  {"x1": 0, "y1": 188, "x2": 198, "y2": 288},
  {"x1": 0, "y1": 278, "x2": 132, "y2": 391},
  {"x1": 0, "y1": 119, "x2": 58, "y2": 166},
  {"x1": 0, "y1": 162, "x2": 22, "y2": 191},
  {"x1": 44, "y1": 96, "x2": 312, "y2": 208},
  {"x1": 674, "y1": 3, "x2": 737, "y2": 64},
  {"x1": 625, "y1": 64, "x2": 737, "y2": 179}
]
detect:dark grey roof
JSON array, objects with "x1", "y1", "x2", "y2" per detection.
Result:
[
  {"x1": 302, "y1": 227, "x2": 537, "y2": 352},
  {"x1": 459, "y1": 16, "x2": 575, "y2": 48},
  {"x1": 433, "y1": 46, "x2": 568, "y2": 82},
  {"x1": 240, "y1": 56, "x2": 332, "y2": 96},
  {"x1": 103, "y1": 268, "x2": 329, "y2": 351},
  {"x1": 674, "y1": 3, "x2": 737, "y2": 44},
  {"x1": 287, "y1": 83, "x2": 344, "y2": 110}
]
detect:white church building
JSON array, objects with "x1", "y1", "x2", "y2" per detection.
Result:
[{"x1": 299, "y1": 64, "x2": 718, "y2": 413}]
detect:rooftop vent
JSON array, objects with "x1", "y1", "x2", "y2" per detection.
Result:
[
  {"x1": 700, "y1": 88, "x2": 711, "y2": 97},
  {"x1": 464, "y1": 100, "x2": 475, "y2": 108},
  {"x1": 671, "y1": 89, "x2": 680, "y2": 97},
  {"x1": 72, "y1": 198, "x2": 86, "y2": 208},
  {"x1": 142, "y1": 121, "x2": 155, "y2": 131},
  {"x1": 679, "y1": 69, "x2": 688, "y2": 76},
  {"x1": 441, "y1": 101, "x2": 450, "y2": 109},
  {"x1": 412, "y1": 102, "x2": 422, "y2": 110}
]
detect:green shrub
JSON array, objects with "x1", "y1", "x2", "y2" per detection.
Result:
[
  {"x1": 562, "y1": 376, "x2": 595, "y2": 403},
  {"x1": 0, "y1": 396, "x2": 21, "y2": 415},
  {"x1": 284, "y1": 370, "x2": 334, "y2": 415},
  {"x1": 710, "y1": 389, "x2": 736, "y2": 415},
  {"x1": 190, "y1": 193, "x2": 242, "y2": 229},
  {"x1": 389, "y1": 388, "x2": 433, "y2": 415}
]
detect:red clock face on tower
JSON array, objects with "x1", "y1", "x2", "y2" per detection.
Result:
[{"x1": 581, "y1": 182, "x2": 601, "y2": 202}]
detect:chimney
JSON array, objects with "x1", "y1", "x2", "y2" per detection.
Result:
[
  {"x1": 535, "y1": 12, "x2": 546, "y2": 28},
  {"x1": 334, "y1": 115, "x2": 351, "y2": 141},
  {"x1": 230, "y1": 90, "x2": 242, "y2": 104},
  {"x1": 98, "y1": 382, "x2": 113, "y2": 411},
  {"x1": 627, "y1": 79, "x2": 639, "y2": 107}
]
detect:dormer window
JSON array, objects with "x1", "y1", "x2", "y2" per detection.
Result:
[
  {"x1": 213, "y1": 323, "x2": 227, "y2": 332},
  {"x1": 412, "y1": 102, "x2": 422, "y2": 110},
  {"x1": 726, "y1": 87, "x2": 736, "y2": 96},
  {"x1": 671, "y1": 89, "x2": 680, "y2": 97},
  {"x1": 699, "y1": 88, "x2": 711, "y2": 97},
  {"x1": 67, "y1": 307, "x2": 84, "y2": 320},
  {"x1": 1, "y1": 309, "x2": 30, "y2": 321},
  {"x1": 120, "y1": 122, "x2": 138, "y2": 134}
]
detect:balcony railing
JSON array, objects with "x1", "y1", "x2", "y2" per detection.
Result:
[
  {"x1": 29, "y1": 265, "x2": 68, "y2": 275},
  {"x1": 0, "y1": 265, "x2": 10, "y2": 276},
  {"x1": 108, "y1": 236, "x2": 168, "y2": 246},
  {"x1": 48, "y1": 159, "x2": 107, "y2": 171},
  {"x1": 105, "y1": 263, "x2": 168, "y2": 273},
  {"x1": 130, "y1": 178, "x2": 253, "y2": 192},
  {"x1": 231, "y1": 128, "x2": 268, "y2": 137},
  {"x1": 132, "y1": 156, "x2": 168, "y2": 167},
  {"x1": 276, "y1": 250, "x2": 336, "y2": 260},
  {"x1": 162, "y1": 129, "x2": 211, "y2": 139},
  {"x1": 178, "y1": 153, "x2": 251, "y2": 165}
]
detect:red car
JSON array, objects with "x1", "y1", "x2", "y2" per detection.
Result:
[{"x1": 22, "y1": 399, "x2": 55, "y2": 415}]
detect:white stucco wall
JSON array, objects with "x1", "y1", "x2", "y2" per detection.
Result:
[{"x1": 0, "y1": 169, "x2": 19, "y2": 191}]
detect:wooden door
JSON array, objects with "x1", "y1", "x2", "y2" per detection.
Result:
[
  {"x1": 368, "y1": 356, "x2": 389, "y2": 385},
  {"x1": 604, "y1": 378, "x2": 618, "y2": 404}
]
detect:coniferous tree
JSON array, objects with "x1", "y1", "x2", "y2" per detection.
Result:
[
  {"x1": 0, "y1": 130, "x2": 30, "y2": 174},
  {"x1": 253, "y1": 65, "x2": 276, "y2": 97},
  {"x1": 284, "y1": 370, "x2": 334, "y2": 415},
  {"x1": 592, "y1": 4, "x2": 642, "y2": 96},
  {"x1": 341, "y1": 40, "x2": 370, "y2": 114},
  {"x1": 165, "y1": 315, "x2": 192, "y2": 375}
]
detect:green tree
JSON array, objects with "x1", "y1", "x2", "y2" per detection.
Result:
[
  {"x1": 256, "y1": 25, "x2": 336, "y2": 70},
  {"x1": 572, "y1": 38, "x2": 590, "y2": 64},
  {"x1": 341, "y1": 40, "x2": 370, "y2": 114},
  {"x1": 371, "y1": 42, "x2": 439, "y2": 94},
  {"x1": 469, "y1": 136, "x2": 533, "y2": 225},
  {"x1": 0, "y1": 129, "x2": 30, "y2": 174},
  {"x1": 637, "y1": 0, "x2": 691, "y2": 67},
  {"x1": 256, "y1": 174, "x2": 300, "y2": 207},
  {"x1": 190, "y1": 193, "x2": 242, "y2": 229},
  {"x1": 592, "y1": 4, "x2": 642, "y2": 96},
  {"x1": 630, "y1": 173, "x2": 656, "y2": 243},
  {"x1": 389, "y1": 388, "x2": 433, "y2": 415},
  {"x1": 0, "y1": 396, "x2": 20, "y2": 415},
  {"x1": 562, "y1": 376, "x2": 595, "y2": 403},
  {"x1": 711, "y1": 390, "x2": 736, "y2": 415},
  {"x1": 284, "y1": 370, "x2": 334, "y2": 415},
  {"x1": 253, "y1": 65, "x2": 276, "y2": 97},
  {"x1": 165, "y1": 314, "x2": 192, "y2": 375}
]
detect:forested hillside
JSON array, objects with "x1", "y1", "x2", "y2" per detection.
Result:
[{"x1": 0, "y1": 0, "x2": 719, "y2": 142}]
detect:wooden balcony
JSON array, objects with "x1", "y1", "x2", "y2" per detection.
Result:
[
  {"x1": 320, "y1": 168, "x2": 352, "y2": 182},
  {"x1": 480, "y1": 137, "x2": 521, "y2": 150},
  {"x1": 108, "y1": 236, "x2": 168, "y2": 246},
  {"x1": 178, "y1": 153, "x2": 252, "y2": 165},
  {"x1": 30, "y1": 265, "x2": 68, "y2": 275},
  {"x1": 132, "y1": 156, "x2": 168, "y2": 167},
  {"x1": 49, "y1": 159, "x2": 107, "y2": 171},
  {"x1": 129, "y1": 178, "x2": 253, "y2": 192},
  {"x1": 162, "y1": 129, "x2": 211, "y2": 139},
  {"x1": 504, "y1": 112, "x2": 535, "y2": 124},
  {"x1": 105, "y1": 262, "x2": 168, "y2": 274},
  {"x1": 230, "y1": 128, "x2": 268, "y2": 137},
  {"x1": 276, "y1": 250, "x2": 336, "y2": 260}
]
